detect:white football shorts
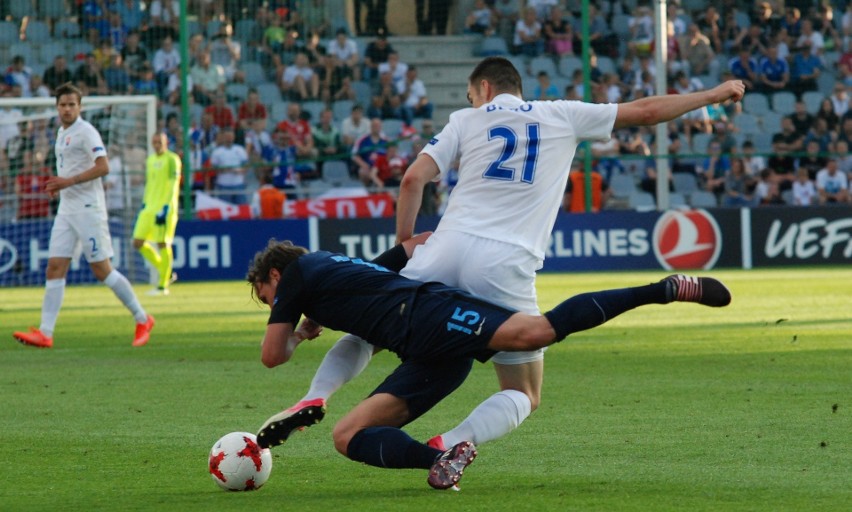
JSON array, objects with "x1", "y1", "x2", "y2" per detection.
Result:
[
  {"x1": 400, "y1": 229, "x2": 545, "y2": 365},
  {"x1": 48, "y1": 211, "x2": 114, "y2": 263}
]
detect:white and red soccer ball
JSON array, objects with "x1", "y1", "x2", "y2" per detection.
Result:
[{"x1": 209, "y1": 432, "x2": 272, "y2": 491}]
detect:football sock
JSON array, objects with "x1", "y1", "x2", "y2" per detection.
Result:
[
  {"x1": 39, "y1": 278, "x2": 66, "y2": 338},
  {"x1": 302, "y1": 334, "x2": 373, "y2": 401},
  {"x1": 157, "y1": 245, "x2": 173, "y2": 289},
  {"x1": 545, "y1": 282, "x2": 668, "y2": 341},
  {"x1": 370, "y1": 243, "x2": 409, "y2": 273},
  {"x1": 347, "y1": 427, "x2": 441, "y2": 469},
  {"x1": 441, "y1": 389, "x2": 531, "y2": 447},
  {"x1": 138, "y1": 242, "x2": 161, "y2": 269},
  {"x1": 103, "y1": 269, "x2": 148, "y2": 324}
]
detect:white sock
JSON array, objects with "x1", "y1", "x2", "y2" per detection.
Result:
[
  {"x1": 301, "y1": 334, "x2": 374, "y2": 402},
  {"x1": 103, "y1": 270, "x2": 147, "y2": 323},
  {"x1": 39, "y1": 278, "x2": 66, "y2": 337},
  {"x1": 441, "y1": 389, "x2": 532, "y2": 447}
]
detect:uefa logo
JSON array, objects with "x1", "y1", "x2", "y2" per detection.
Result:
[{"x1": 652, "y1": 209, "x2": 722, "y2": 270}]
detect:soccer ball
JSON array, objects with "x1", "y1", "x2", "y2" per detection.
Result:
[{"x1": 208, "y1": 432, "x2": 273, "y2": 491}]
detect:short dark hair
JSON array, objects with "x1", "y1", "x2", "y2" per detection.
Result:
[
  {"x1": 469, "y1": 57, "x2": 523, "y2": 96},
  {"x1": 246, "y1": 239, "x2": 308, "y2": 302},
  {"x1": 55, "y1": 82, "x2": 82, "y2": 104}
]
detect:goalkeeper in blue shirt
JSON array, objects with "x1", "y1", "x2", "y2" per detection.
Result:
[{"x1": 133, "y1": 132, "x2": 181, "y2": 295}]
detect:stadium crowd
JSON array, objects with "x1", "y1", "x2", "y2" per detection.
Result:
[{"x1": 2, "y1": 0, "x2": 852, "y2": 220}]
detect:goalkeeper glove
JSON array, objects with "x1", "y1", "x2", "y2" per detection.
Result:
[{"x1": 155, "y1": 205, "x2": 169, "y2": 225}]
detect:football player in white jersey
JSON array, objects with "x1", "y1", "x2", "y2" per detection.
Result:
[
  {"x1": 13, "y1": 83, "x2": 155, "y2": 349},
  {"x1": 262, "y1": 58, "x2": 745, "y2": 454}
]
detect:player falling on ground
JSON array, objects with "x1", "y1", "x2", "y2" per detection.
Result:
[
  {"x1": 13, "y1": 83, "x2": 155, "y2": 348},
  {"x1": 247, "y1": 239, "x2": 731, "y2": 489},
  {"x1": 133, "y1": 132, "x2": 181, "y2": 296},
  {"x1": 257, "y1": 56, "x2": 746, "y2": 457}
]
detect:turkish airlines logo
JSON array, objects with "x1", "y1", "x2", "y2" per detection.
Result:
[{"x1": 652, "y1": 210, "x2": 722, "y2": 270}]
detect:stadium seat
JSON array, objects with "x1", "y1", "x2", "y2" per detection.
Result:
[
  {"x1": 24, "y1": 21, "x2": 51, "y2": 43},
  {"x1": 558, "y1": 55, "x2": 582, "y2": 78},
  {"x1": 733, "y1": 10, "x2": 751, "y2": 28},
  {"x1": 352, "y1": 80, "x2": 372, "y2": 106},
  {"x1": 241, "y1": 62, "x2": 266, "y2": 85},
  {"x1": 0, "y1": 21, "x2": 18, "y2": 44},
  {"x1": 332, "y1": 99, "x2": 355, "y2": 122},
  {"x1": 54, "y1": 20, "x2": 81, "y2": 39},
  {"x1": 382, "y1": 118, "x2": 405, "y2": 140},
  {"x1": 234, "y1": 19, "x2": 260, "y2": 43},
  {"x1": 8, "y1": 0, "x2": 30, "y2": 21},
  {"x1": 506, "y1": 55, "x2": 528, "y2": 75},
  {"x1": 689, "y1": 191, "x2": 718, "y2": 207},
  {"x1": 695, "y1": 73, "x2": 719, "y2": 88},
  {"x1": 9, "y1": 41, "x2": 35, "y2": 65},
  {"x1": 781, "y1": 190, "x2": 794, "y2": 205},
  {"x1": 682, "y1": 0, "x2": 709, "y2": 11},
  {"x1": 321, "y1": 160, "x2": 355, "y2": 185},
  {"x1": 479, "y1": 36, "x2": 508, "y2": 56},
  {"x1": 609, "y1": 173, "x2": 637, "y2": 199},
  {"x1": 38, "y1": 0, "x2": 67, "y2": 19},
  {"x1": 742, "y1": 92, "x2": 769, "y2": 116},
  {"x1": 271, "y1": 102, "x2": 290, "y2": 124},
  {"x1": 206, "y1": 19, "x2": 223, "y2": 38},
  {"x1": 300, "y1": 101, "x2": 326, "y2": 123},
  {"x1": 802, "y1": 91, "x2": 823, "y2": 114},
  {"x1": 225, "y1": 83, "x2": 249, "y2": 103},
  {"x1": 68, "y1": 41, "x2": 94, "y2": 61},
  {"x1": 256, "y1": 81, "x2": 281, "y2": 104},
  {"x1": 751, "y1": 132, "x2": 774, "y2": 154},
  {"x1": 691, "y1": 133, "x2": 712, "y2": 155},
  {"x1": 628, "y1": 191, "x2": 656, "y2": 211},
  {"x1": 611, "y1": 14, "x2": 631, "y2": 38},
  {"x1": 672, "y1": 173, "x2": 699, "y2": 194},
  {"x1": 668, "y1": 192, "x2": 688, "y2": 208},
  {"x1": 529, "y1": 56, "x2": 557, "y2": 78},
  {"x1": 760, "y1": 111, "x2": 783, "y2": 134},
  {"x1": 735, "y1": 113, "x2": 760, "y2": 135},
  {"x1": 596, "y1": 56, "x2": 616, "y2": 75},
  {"x1": 817, "y1": 72, "x2": 835, "y2": 96},
  {"x1": 771, "y1": 91, "x2": 796, "y2": 115}
]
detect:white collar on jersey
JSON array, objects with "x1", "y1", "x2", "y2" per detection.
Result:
[{"x1": 489, "y1": 93, "x2": 525, "y2": 107}]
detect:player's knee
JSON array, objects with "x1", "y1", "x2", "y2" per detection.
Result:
[
  {"x1": 132, "y1": 239, "x2": 144, "y2": 249},
  {"x1": 332, "y1": 422, "x2": 355, "y2": 457}
]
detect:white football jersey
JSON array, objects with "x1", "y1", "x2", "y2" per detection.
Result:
[
  {"x1": 55, "y1": 117, "x2": 108, "y2": 214},
  {"x1": 422, "y1": 93, "x2": 617, "y2": 259}
]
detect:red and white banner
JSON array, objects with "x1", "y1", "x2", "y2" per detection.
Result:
[{"x1": 195, "y1": 191, "x2": 395, "y2": 220}]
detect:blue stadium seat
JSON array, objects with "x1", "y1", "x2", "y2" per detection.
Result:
[
  {"x1": 801, "y1": 91, "x2": 823, "y2": 114},
  {"x1": 529, "y1": 56, "x2": 557, "y2": 78},
  {"x1": 300, "y1": 100, "x2": 326, "y2": 123},
  {"x1": 609, "y1": 173, "x2": 637, "y2": 199},
  {"x1": 38, "y1": 0, "x2": 67, "y2": 19},
  {"x1": 742, "y1": 92, "x2": 770, "y2": 116},
  {"x1": 668, "y1": 192, "x2": 688, "y2": 208},
  {"x1": 54, "y1": 20, "x2": 81, "y2": 39},
  {"x1": 479, "y1": 36, "x2": 508, "y2": 56},
  {"x1": 735, "y1": 113, "x2": 760, "y2": 135},
  {"x1": 628, "y1": 191, "x2": 656, "y2": 211},
  {"x1": 256, "y1": 81, "x2": 281, "y2": 105},
  {"x1": 332, "y1": 99, "x2": 355, "y2": 122},
  {"x1": 689, "y1": 191, "x2": 718, "y2": 208},
  {"x1": 241, "y1": 62, "x2": 266, "y2": 85},
  {"x1": 0, "y1": 21, "x2": 18, "y2": 44},
  {"x1": 558, "y1": 55, "x2": 582, "y2": 78},
  {"x1": 271, "y1": 102, "x2": 290, "y2": 124},
  {"x1": 225, "y1": 83, "x2": 249, "y2": 102},
  {"x1": 672, "y1": 173, "x2": 699, "y2": 194},
  {"x1": 9, "y1": 41, "x2": 36, "y2": 65},
  {"x1": 771, "y1": 91, "x2": 796, "y2": 116},
  {"x1": 24, "y1": 21, "x2": 51, "y2": 43},
  {"x1": 382, "y1": 118, "x2": 405, "y2": 139},
  {"x1": 352, "y1": 80, "x2": 372, "y2": 107}
]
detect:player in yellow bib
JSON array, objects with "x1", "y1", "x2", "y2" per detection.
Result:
[{"x1": 133, "y1": 132, "x2": 181, "y2": 295}]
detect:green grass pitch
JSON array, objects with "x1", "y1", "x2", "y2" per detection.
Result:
[{"x1": 1, "y1": 268, "x2": 850, "y2": 511}]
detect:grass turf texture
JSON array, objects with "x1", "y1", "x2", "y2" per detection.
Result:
[{"x1": 1, "y1": 268, "x2": 850, "y2": 511}]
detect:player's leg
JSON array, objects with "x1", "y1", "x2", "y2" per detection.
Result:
[
  {"x1": 155, "y1": 211, "x2": 178, "y2": 291},
  {"x1": 132, "y1": 210, "x2": 162, "y2": 278}
]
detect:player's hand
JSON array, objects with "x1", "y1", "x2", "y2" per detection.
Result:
[
  {"x1": 294, "y1": 318, "x2": 323, "y2": 341},
  {"x1": 155, "y1": 205, "x2": 169, "y2": 225},
  {"x1": 45, "y1": 176, "x2": 73, "y2": 194},
  {"x1": 713, "y1": 80, "x2": 745, "y2": 104}
]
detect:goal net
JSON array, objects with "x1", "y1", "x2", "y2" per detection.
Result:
[{"x1": 0, "y1": 95, "x2": 157, "y2": 287}]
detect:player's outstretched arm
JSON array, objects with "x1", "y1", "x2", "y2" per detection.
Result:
[
  {"x1": 396, "y1": 154, "x2": 440, "y2": 244},
  {"x1": 613, "y1": 80, "x2": 745, "y2": 130},
  {"x1": 261, "y1": 322, "x2": 300, "y2": 368}
]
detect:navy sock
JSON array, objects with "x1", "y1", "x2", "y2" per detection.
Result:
[
  {"x1": 347, "y1": 427, "x2": 442, "y2": 469},
  {"x1": 544, "y1": 282, "x2": 668, "y2": 341}
]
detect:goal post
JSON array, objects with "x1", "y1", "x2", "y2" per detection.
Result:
[{"x1": 0, "y1": 95, "x2": 158, "y2": 287}]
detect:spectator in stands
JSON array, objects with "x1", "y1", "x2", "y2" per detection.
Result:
[
  {"x1": 300, "y1": 0, "x2": 332, "y2": 38},
  {"x1": 352, "y1": 117, "x2": 389, "y2": 186},
  {"x1": 43, "y1": 56, "x2": 73, "y2": 95},
  {"x1": 4, "y1": 56, "x2": 33, "y2": 98},
  {"x1": 697, "y1": 141, "x2": 730, "y2": 195},
  {"x1": 147, "y1": 0, "x2": 179, "y2": 44},
  {"x1": 133, "y1": 64, "x2": 159, "y2": 96},
  {"x1": 767, "y1": 133, "x2": 796, "y2": 190},
  {"x1": 152, "y1": 36, "x2": 180, "y2": 97},
  {"x1": 209, "y1": 21, "x2": 243, "y2": 82},
  {"x1": 279, "y1": 52, "x2": 320, "y2": 101},
  {"x1": 797, "y1": 138, "x2": 827, "y2": 179},
  {"x1": 416, "y1": 0, "x2": 451, "y2": 35},
  {"x1": 94, "y1": 38, "x2": 117, "y2": 70},
  {"x1": 363, "y1": 33, "x2": 394, "y2": 82},
  {"x1": 492, "y1": 0, "x2": 521, "y2": 44},
  {"x1": 804, "y1": 117, "x2": 833, "y2": 153},
  {"x1": 377, "y1": 51, "x2": 408, "y2": 92},
  {"x1": 754, "y1": 168, "x2": 784, "y2": 205},
  {"x1": 829, "y1": 85, "x2": 849, "y2": 118},
  {"x1": 115, "y1": 0, "x2": 144, "y2": 33},
  {"x1": 205, "y1": 92, "x2": 236, "y2": 129},
  {"x1": 121, "y1": 30, "x2": 148, "y2": 83},
  {"x1": 790, "y1": 42, "x2": 821, "y2": 97},
  {"x1": 672, "y1": 71, "x2": 711, "y2": 142},
  {"x1": 366, "y1": 0, "x2": 389, "y2": 36},
  {"x1": 261, "y1": 129, "x2": 299, "y2": 194},
  {"x1": 191, "y1": 50, "x2": 226, "y2": 106},
  {"x1": 237, "y1": 89, "x2": 268, "y2": 131},
  {"x1": 398, "y1": 65, "x2": 433, "y2": 124},
  {"x1": 533, "y1": 70, "x2": 559, "y2": 100},
  {"x1": 81, "y1": 0, "x2": 107, "y2": 44},
  {"x1": 189, "y1": 129, "x2": 213, "y2": 191},
  {"x1": 104, "y1": 54, "x2": 132, "y2": 94},
  {"x1": 15, "y1": 149, "x2": 52, "y2": 219},
  {"x1": 814, "y1": 5, "x2": 840, "y2": 53},
  {"x1": 741, "y1": 140, "x2": 766, "y2": 178},
  {"x1": 781, "y1": 7, "x2": 803, "y2": 42},
  {"x1": 733, "y1": 23, "x2": 770, "y2": 58},
  {"x1": 327, "y1": 28, "x2": 361, "y2": 83},
  {"x1": 313, "y1": 108, "x2": 342, "y2": 171},
  {"x1": 332, "y1": 75, "x2": 357, "y2": 102},
  {"x1": 74, "y1": 53, "x2": 109, "y2": 96},
  {"x1": 262, "y1": 12, "x2": 288, "y2": 59},
  {"x1": 369, "y1": 71, "x2": 405, "y2": 121},
  {"x1": 244, "y1": 117, "x2": 272, "y2": 162},
  {"x1": 30, "y1": 75, "x2": 50, "y2": 98},
  {"x1": 791, "y1": 168, "x2": 817, "y2": 205},
  {"x1": 363, "y1": 141, "x2": 402, "y2": 189},
  {"x1": 838, "y1": 47, "x2": 852, "y2": 87},
  {"x1": 210, "y1": 126, "x2": 249, "y2": 204},
  {"x1": 728, "y1": 47, "x2": 759, "y2": 90},
  {"x1": 750, "y1": 2, "x2": 780, "y2": 38},
  {"x1": 513, "y1": 6, "x2": 544, "y2": 58},
  {"x1": 165, "y1": 71, "x2": 191, "y2": 106},
  {"x1": 721, "y1": 158, "x2": 755, "y2": 207},
  {"x1": 341, "y1": 104, "x2": 370, "y2": 152},
  {"x1": 628, "y1": 5, "x2": 654, "y2": 57},
  {"x1": 836, "y1": 140, "x2": 852, "y2": 177},
  {"x1": 679, "y1": 23, "x2": 716, "y2": 76},
  {"x1": 840, "y1": 117, "x2": 852, "y2": 148},
  {"x1": 816, "y1": 159, "x2": 849, "y2": 204},
  {"x1": 276, "y1": 103, "x2": 318, "y2": 180},
  {"x1": 251, "y1": 172, "x2": 287, "y2": 219},
  {"x1": 465, "y1": 0, "x2": 495, "y2": 35},
  {"x1": 107, "y1": 11, "x2": 129, "y2": 51},
  {"x1": 543, "y1": 4, "x2": 572, "y2": 57},
  {"x1": 564, "y1": 160, "x2": 610, "y2": 213},
  {"x1": 796, "y1": 19, "x2": 824, "y2": 56},
  {"x1": 757, "y1": 45, "x2": 790, "y2": 94}
]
